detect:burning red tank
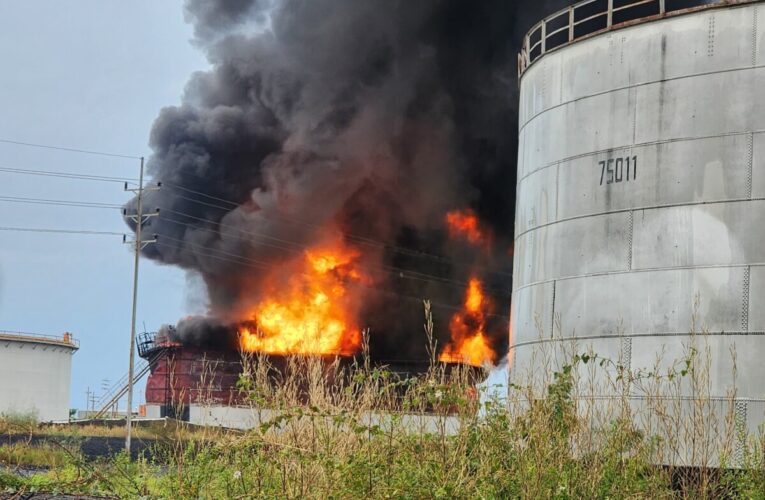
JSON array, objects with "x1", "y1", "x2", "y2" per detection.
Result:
[
  {"x1": 138, "y1": 332, "x2": 243, "y2": 419},
  {"x1": 138, "y1": 211, "x2": 503, "y2": 419},
  {"x1": 138, "y1": 325, "x2": 488, "y2": 420}
]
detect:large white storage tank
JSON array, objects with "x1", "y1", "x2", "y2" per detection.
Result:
[
  {"x1": 0, "y1": 331, "x2": 78, "y2": 422},
  {"x1": 512, "y1": 0, "x2": 765, "y2": 464}
]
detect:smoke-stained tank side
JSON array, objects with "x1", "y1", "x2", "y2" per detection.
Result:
[{"x1": 512, "y1": 0, "x2": 765, "y2": 465}]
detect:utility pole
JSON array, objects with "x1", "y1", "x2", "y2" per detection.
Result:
[
  {"x1": 123, "y1": 157, "x2": 159, "y2": 456},
  {"x1": 85, "y1": 387, "x2": 92, "y2": 415},
  {"x1": 100, "y1": 378, "x2": 113, "y2": 417}
]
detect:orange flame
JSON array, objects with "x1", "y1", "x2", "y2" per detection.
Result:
[
  {"x1": 445, "y1": 209, "x2": 485, "y2": 246},
  {"x1": 439, "y1": 277, "x2": 496, "y2": 367},
  {"x1": 239, "y1": 240, "x2": 365, "y2": 356}
]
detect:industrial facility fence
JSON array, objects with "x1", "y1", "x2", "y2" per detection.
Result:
[
  {"x1": 0, "y1": 329, "x2": 79, "y2": 348},
  {"x1": 518, "y1": 0, "x2": 761, "y2": 76}
]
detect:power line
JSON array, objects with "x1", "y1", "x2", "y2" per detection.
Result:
[
  {"x1": 0, "y1": 190, "x2": 510, "y2": 294},
  {"x1": 0, "y1": 165, "x2": 137, "y2": 184},
  {"x1": 0, "y1": 190, "x2": 510, "y2": 292},
  {"x1": 156, "y1": 208, "x2": 510, "y2": 295},
  {"x1": 0, "y1": 221, "x2": 508, "y2": 319},
  {"x1": 0, "y1": 141, "x2": 511, "y2": 276},
  {"x1": 155, "y1": 233, "x2": 274, "y2": 270},
  {"x1": 0, "y1": 189, "x2": 493, "y2": 290},
  {"x1": 0, "y1": 226, "x2": 124, "y2": 236},
  {"x1": 0, "y1": 138, "x2": 140, "y2": 160},
  {"x1": 154, "y1": 239, "x2": 508, "y2": 319},
  {"x1": 160, "y1": 209, "x2": 305, "y2": 252},
  {"x1": 0, "y1": 195, "x2": 122, "y2": 210},
  {"x1": 167, "y1": 183, "x2": 466, "y2": 261},
  {"x1": 160, "y1": 215, "x2": 301, "y2": 254},
  {"x1": 154, "y1": 210, "x2": 511, "y2": 297},
  {"x1": 0, "y1": 158, "x2": 512, "y2": 279},
  {"x1": 162, "y1": 182, "x2": 513, "y2": 278}
]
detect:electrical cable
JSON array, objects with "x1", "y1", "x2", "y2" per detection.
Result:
[
  {"x1": 153, "y1": 239, "x2": 509, "y2": 319},
  {"x1": 154, "y1": 210, "x2": 511, "y2": 297},
  {"x1": 0, "y1": 138, "x2": 511, "y2": 278},
  {"x1": 0, "y1": 226, "x2": 124, "y2": 236},
  {"x1": 164, "y1": 181, "x2": 513, "y2": 277},
  {"x1": 0, "y1": 138, "x2": 141, "y2": 160},
  {"x1": 0, "y1": 191, "x2": 510, "y2": 295},
  {"x1": 0, "y1": 154, "x2": 512, "y2": 292},
  {"x1": 160, "y1": 208, "x2": 306, "y2": 252},
  {"x1": 0, "y1": 158, "x2": 512, "y2": 279},
  {"x1": 0, "y1": 165, "x2": 137, "y2": 184},
  {"x1": 154, "y1": 233, "x2": 274, "y2": 270},
  {"x1": 0, "y1": 195, "x2": 122, "y2": 210},
  {"x1": 0, "y1": 141, "x2": 512, "y2": 333}
]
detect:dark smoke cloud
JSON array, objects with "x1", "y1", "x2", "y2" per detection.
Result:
[
  {"x1": 159, "y1": 316, "x2": 239, "y2": 351},
  {"x1": 129, "y1": 0, "x2": 571, "y2": 360},
  {"x1": 184, "y1": 0, "x2": 274, "y2": 41}
]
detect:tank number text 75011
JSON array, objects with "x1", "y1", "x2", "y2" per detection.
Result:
[{"x1": 599, "y1": 156, "x2": 637, "y2": 186}]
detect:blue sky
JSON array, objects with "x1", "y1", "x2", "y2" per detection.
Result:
[{"x1": 0, "y1": 1, "x2": 208, "y2": 411}]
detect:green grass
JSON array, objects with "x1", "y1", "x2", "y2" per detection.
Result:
[{"x1": 0, "y1": 443, "x2": 71, "y2": 468}]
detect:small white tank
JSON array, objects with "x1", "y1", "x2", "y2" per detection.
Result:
[{"x1": 0, "y1": 331, "x2": 78, "y2": 422}]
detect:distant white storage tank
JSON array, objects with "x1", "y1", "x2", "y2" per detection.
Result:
[
  {"x1": 512, "y1": 0, "x2": 765, "y2": 464},
  {"x1": 0, "y1": 331, "x2": 78, "y2": 421}
]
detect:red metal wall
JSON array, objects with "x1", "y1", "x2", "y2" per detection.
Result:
[{"x1": 145, "y1": 346, "x2": 244, "y2": 407}]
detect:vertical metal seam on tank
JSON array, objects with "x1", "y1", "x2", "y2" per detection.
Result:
[
  {"x1": 748, "y1": 133, "x2": 754, "y2": 199},
  {"x1": 621, "y1": 337, "x2": 633, "y2": 380},
  {"x1": 734, "y1": 399, "x2": 749, "y2": 467},
  {"x1": 707, "y1": 14, "x2": 716, "y2": 58},
  {"x1": 742, "y1": 266, "x2": 751, "y2": 332},
  {"x1": 753, "y1": 7, "x2": 758, "y2": 68},
  {"x1": 550, "y1": 280, "x2": 557, "y2": 339},
  {"x1": 627, "y1": 211, "x2": 634, "y2": 271},
  {"x1": 631, "y1": 87, "x2": 638, "y2": 146},
  {"x1": 541, "y1": 60, "x2": 547, "y2": 109},
  {"x1": 609, "y1": 35, "x2": 615, "y2": 67},
  {"x1": 555, "y1": 162, "x2": 560, "y2": 221}
]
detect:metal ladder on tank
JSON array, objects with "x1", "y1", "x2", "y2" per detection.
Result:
[{"x1": 92, "y1": 349, "x2": 167, "y2": 420}]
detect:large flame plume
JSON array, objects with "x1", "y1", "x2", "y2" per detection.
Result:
[
  {"x1": 239, "y1": 239, "x2": 366, "y2": 356},
  {"x1": 439, "y1": 277, "x2": 497, "y2": 367},
  {"x1": 128, "y1": 0, "x2": 562, "y2": 368}
]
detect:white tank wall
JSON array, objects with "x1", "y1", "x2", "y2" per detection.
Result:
[
  {"x1": 513, "y1": 2, "x2": 765, "y2": 465},
  {"x1": 0, "y1": 338, "x2": 76, "y2": 422}
]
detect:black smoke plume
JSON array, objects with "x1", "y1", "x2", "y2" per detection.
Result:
[{"x1": 127, "y1": 0, "x2": 571, "y2": 361}]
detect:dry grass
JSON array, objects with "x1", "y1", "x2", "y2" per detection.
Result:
[
  {"x1": 2, "y1": 302, "x2": 765, "y2": 498},
  {"x1": 0, "y1": 416, "x2": 234, "y2": 442}
]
